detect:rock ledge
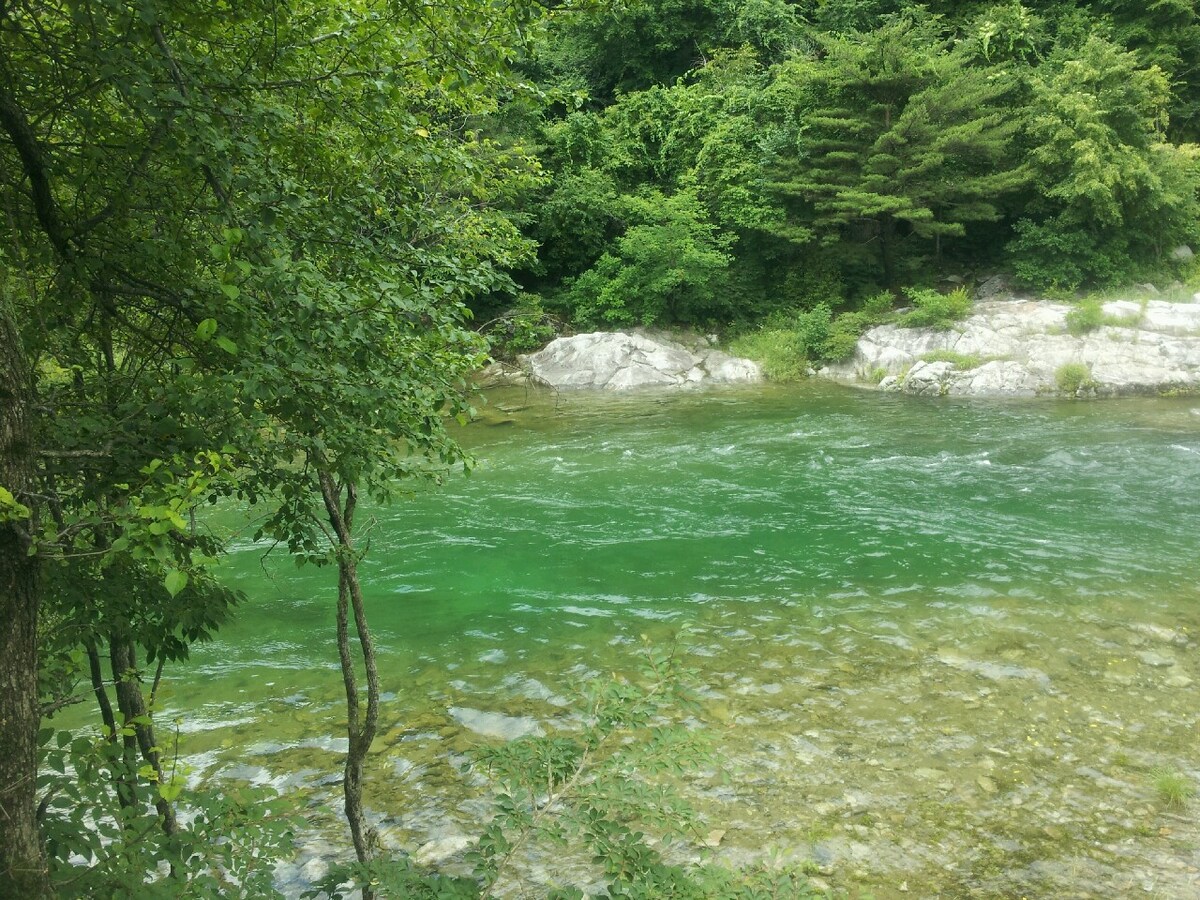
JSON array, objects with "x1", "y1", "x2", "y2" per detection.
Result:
[
  {"x1": 518, "y1": 330, "x2": 762, "y2": 390},
  {"x1": 820, "y1": 297, "x2": 1200, "y2": 397}
]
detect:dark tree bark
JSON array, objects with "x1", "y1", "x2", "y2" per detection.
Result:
[
  {"x1": 879, "y1": 213, "x2": 899, "y2": 292},
  {"x1": 110, "y1": 636, "x2": 179, "y2": 836},
  {"x1": 0, "y1": 300, "x2": 50, "y2": 898}
]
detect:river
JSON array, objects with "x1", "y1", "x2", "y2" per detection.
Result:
[{"x1": 163, "y1": 383, "x2": 1199, "y2": 897}]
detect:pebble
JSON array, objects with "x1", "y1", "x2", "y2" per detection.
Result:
[
  {"x1": 977, "y1": 776, "x2": 999, "y2": 794},
  {"x1": 415, "y1": 834, "x2": 474, "y2": 866},
  {"x1": 1137, "y1": 651, "x2": 1176, "y2": 668},
  {"x1": 300, "y1": 857, "x2": 329, "y2": 883}
]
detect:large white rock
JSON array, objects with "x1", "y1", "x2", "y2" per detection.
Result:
[
  {"x1": 822, "y1": 297, "x2": 1200, "y2": 397},
  {"x1": 527, "y1": 330, "x2": 762, "y2": 390}
]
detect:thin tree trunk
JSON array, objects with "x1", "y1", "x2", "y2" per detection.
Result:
[
  {"x1": 318, "y1": 468, "x2": 379, "y2": 894},
  {"x1": 0, "y1": 296, "x2": 50, "y2": 898},
  {"x1": 110, "y1": 636, "x2": 178, "y2": 836},
  {"x1": 879, "y1": 213, "x2": 899, "y2": 291}
]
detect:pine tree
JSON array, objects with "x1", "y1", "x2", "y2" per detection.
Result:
[{"x1": 769, "y1": 16, "x2": 1030, "y2": 287}]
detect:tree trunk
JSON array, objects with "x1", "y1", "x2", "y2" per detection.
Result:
[
  {"x1": 879, "y1": 213, "x2": 899, "y2": 291},
  {"x1": 318, "y1": 469, "x2": 379, "y2": 894},
  {"x1": 110, "y1": 636, "x2": 178, "y2": 836},
  {"x1": 0, "y1": 298, "x2": 50, "y2": 898}
]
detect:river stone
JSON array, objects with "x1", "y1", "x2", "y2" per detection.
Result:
[
  {"x1": 447, "y1": 706, "x2": 543, "y2": 740},
  {"x1": 415, "y1": 834, "x2": 474, "y2": 866},
  {"x1": 820, "y1": 297, "x2": 1200, "y2": 397},
  {"x1": 1171, "y1": 245, "x2": 1194, "y2": 262},
  {"x1": 902, "y1": 360, "x2": 954, "y2": 396},
  {"x1": 952, "y1": 360, "x2": 1041, "y2": 397},
  {"x1": 975, "y1": 274, "x2": 1013, "y2": 302},
  {"x1": 527, "y1": 330, "x2": 761, "y2": 390},
  {"x1": 300, "y1": 856, "x2": 329, "y2": 883},
  {"x1": 1136, "y1": 650, "x2": 1176, "y2": 668}
]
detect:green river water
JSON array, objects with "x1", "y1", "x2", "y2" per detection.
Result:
[{"x1": 160, "y1": 383, "x2": 1198, "y2": 898}]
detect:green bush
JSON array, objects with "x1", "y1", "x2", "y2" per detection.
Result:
[
  {"x1": 859, "y1": 289, "x2": 897, "y2": 323},
  {"x1": 921, "y1": 350, "x2": 985, "y2": 369},
  {"x1": 794, "y1": 303, "x2": 833, "y2": 358},
  {"x1": 824, "y1": 311, "x2": 867, "y2": 360},
  {"x1": 560, "y1": 189, "x2": 735, "y2": 327},
  {"x1": 898, "y1": 287, "x2": 972, "y2": 329},
  {"x1": 1064, "y1": 298, "x2": 1105, "y2": 335},
  {"x1": 1009, "y1": 217, "x2": 1136, "y2": 291},
  {"x1": 484, "y1": 295, "x2": 559, "y2": 358},
  {"x1": 1064, "y1": 297, "x2": 1145, "y2": 335},
  {"x1": 1055, "y1": 361, "x2": 1094, "y2": 394},
  {"x1": 728, "y1": 328, "x2": 808, "y2": 381},
  {"x1": 1151, "y1": 767, "x2": 1195, "y2": 809}
]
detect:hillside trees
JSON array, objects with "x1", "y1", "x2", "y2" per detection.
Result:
[
  {"x1": 0, "y1": 0, "x2": 538, "y2": 894},
  {"x1": 500, "y1": 0, "x2": 1200, "y2": 333},
  {"x1": 1009, "y1": 34, "x2": 1200, "y2": 287},
  {"x1": 765, "y1": 16, "x2": 1031, "y2": 289}
]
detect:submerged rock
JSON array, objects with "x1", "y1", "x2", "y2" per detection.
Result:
[
  {"x1": 821, "y1": 297, "x2": 1200, "y2": 397},
  {"x1": 415, "y1": 834, "x2": 474, "y2": 866},
  {"x1": 447, "y1": 706, "x2": 543, "y2": 740},
  {"x1": 525, "y1": 330, "x2": 762, "y2": 390}
]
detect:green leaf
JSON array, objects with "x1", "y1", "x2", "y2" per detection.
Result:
[
  {"x1": 215, "y1": 336, "x2": 238, "y2": 355},
  {"x1": 196, "y1": 318, "x2": 218, "y2": 341},
  {"x1": 164, "y1": 569, "x2": 189, "y2": 597}
]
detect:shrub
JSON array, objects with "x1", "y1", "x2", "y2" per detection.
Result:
[
  {"x1": 1064, "y1": 297, "x2": 1145, "y2": 335},
  {"x1": 730, "y1": 304, "x2": 876, "y2": 371},
  {"x1": 729, "y1": 329, "x2": 808, "y2": 381},
  {"x1": 898, "y1": 287, "x2": 972, "y2": 329},
  {"x1": 824, "y1": 311, "x2": 867, "y2": 361},
  {"x1": 794, "y1": 303, "x2": 833, "y2": 358},
  {"x1": 921, "y1": 350, "x2": 985, "y2": 369},
  {"x1": 483, "y1": 295, "x2": 559, "y2": 358},
  {"x1": 1009, "y1": 217, "x2": 1136, "y2": 291},
  {"x1": 859, "y1": 289, "x2": 897, "y2": 323},
  {"x1": 1064, "y1": 298, "x2": 1105, "y2": 335},
  {"x1": 1054, "y1": 361, "x2": 1093, "y2": 394},
  {"x1": 560, "y1": 189, "x2": 735, "y2": 327},
  {"x1": 1151, "y1": 767, "x2": 1195, "y2": 809}
]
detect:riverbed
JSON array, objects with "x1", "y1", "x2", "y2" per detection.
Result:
[{"x1": 160, "y1": 383, "x2": 1199, "y2": 897}]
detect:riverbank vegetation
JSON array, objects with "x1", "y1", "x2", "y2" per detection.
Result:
[
  {"x1": 2, "y1": 0, "x2": 1198, "y2": 897},
  {"x1": 478, "y1": 0, "x2": 1200, "y2": 364}
]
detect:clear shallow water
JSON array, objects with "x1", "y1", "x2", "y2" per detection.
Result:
[{"x1": 160, "y1": 384, "x2": 1198, "y2": 896}]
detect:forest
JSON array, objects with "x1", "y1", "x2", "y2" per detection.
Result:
[{"x1": 1, "y1": 0, "x2": 1197, "y2": 897}]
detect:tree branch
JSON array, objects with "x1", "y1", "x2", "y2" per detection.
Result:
[
  {"x1": 150, "y1": 23, "x2": 231, "y2": 208},
  {"x1": 0, "y1": 83, "x2": 72, "y2": 257}
]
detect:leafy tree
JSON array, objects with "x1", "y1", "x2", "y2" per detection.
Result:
[
  {"x1": 533, "y1": 168, "x2": 625, "y2": 281},
  {"x1": 0, "y1": 1, "x2": 538, "y2": 895},
  {"x1": 1088, "y1": 0, "x2": 1200, "y2": 141},
  {"x1": 561, "y1": 189, "x2": 735, "y2": 325},
  {"x1": 1009, "y1": 35, "x2": 1200, "y2": 288},
  {"x1": 767, "y1": 15, "x2": 1030, "y2": 288},
  {"x1": 539, "y1": 0, "x2": 723, "y2": 100}
]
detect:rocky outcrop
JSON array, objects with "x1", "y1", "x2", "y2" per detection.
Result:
[
  {"x1": 520, "y1": 330, "x2": 762, "y2": 390},
  {"x1": 822, "y1": 297, "x2": 1200, "y2": 397}
]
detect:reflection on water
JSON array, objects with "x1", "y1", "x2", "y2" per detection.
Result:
[{"x1": 143, "y1": 384, "x2": 1199, "y2": 896}]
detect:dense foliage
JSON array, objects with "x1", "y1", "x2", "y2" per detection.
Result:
[
  {"x1": 2, "y1": 0, "x2": 1198, "y2": 897},
  {"x1": 482, "y1": 0, "x2": 1200, "y2": 344}
]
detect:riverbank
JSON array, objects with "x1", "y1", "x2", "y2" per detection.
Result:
[
  {"x1": 820, "y1": 294, "x2": 1200, "y2": 398},
  {"x1": 481, "y1": 289, "x2": 1200, "y2": 399}
]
